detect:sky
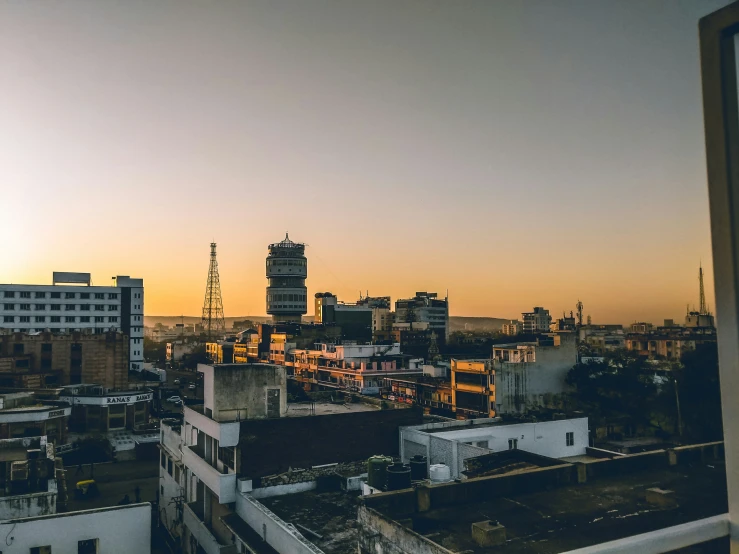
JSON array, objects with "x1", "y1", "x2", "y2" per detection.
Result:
[{"x1": 0, "y1": 0, "x2": 730, "y2": 323}]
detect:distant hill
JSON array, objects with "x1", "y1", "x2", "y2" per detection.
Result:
[{"x1": 145, "y1": 314, "x2": 512, "y2": 331}]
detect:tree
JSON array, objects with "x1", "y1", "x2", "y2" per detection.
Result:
[
  {"x1": 675, "y1": 343, "x2": 723, "y2": 441},
  {"x1": 181, "y1": 345, "x2": 209, "y2": 370},
  {"x1": 144, "y1": 338, "x2": 167, "y2": 364},
  {"x1": 566, "y1": 351, "x2": 660, "y2": 428}
]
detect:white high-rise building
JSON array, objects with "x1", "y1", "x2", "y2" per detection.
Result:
[
  {"x1": 0, "y1": 272, "x2": 145, "y2": 371},
  {"x1": 521, "y1": 306, "x2": 551, "y2": 334}
]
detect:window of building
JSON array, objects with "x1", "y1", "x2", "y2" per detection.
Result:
[
  {"x1": 80, "y1": 316, "x2": 90, "y2": 323},
  {"x1": 65, "y1": 292, "x2": 75, "y2": 299},
  {"x1": 508, "y1": 438, "x2": 518, "y2": 450},
  {"x1": 3, "y1": 291, "x2": 14, "y2": 298},
  {"x1": 109, "y1": 317, "x2": 118, "y2": 323},
  {"x1": 50, "y1": 304, "x2": 60, "y2": 311},
  {"x1": 66, "y1": 316, "x2": 76, "y2": 323},
  {"x1": 19, "y1": 304, "x2": 30, "y2": 310},
  {"x1": 50, "y1": 292, "x2": 60, "y2": 299},
  {"x1": 80, "y1": 293, "x2": 90, "y2": 299},
  {"x1": 94, "y1": 305, "x2": 104, "y2": 311},
  {"x1": 78, "y1": 538, "x2": 98, "y2": 554},
  {"x1": 51, "y1": 316, "x2": 60, "y2": 323},
  {"x1": 95, "y1": 316, "x2": 104, "y2": 323},
  {"x1": 12, "y1": 343, "x2": 23, "y2": 355},
  {"x1": 30, "y1": 546, "x2": 52, "y2": 554},
  {"x1": 19, "y1": 316, "x2": 30, "y2": 323},
  {"x1": 566, "y1": 432, "x2": 574, "y2": 446},
  {"x1": 3, "y1": 304, "x2": 13, "y2": 310},
  {"x1": 108, "y1": 293, "x2": 118, "y2": 300},
  {"x1": 19, "y1": 291, "x2": 30, "y2": 298},
  {"x1": 174, "y1": 464, "x2": 180, "y2": 483},
  {"x1": 107, "y1": 305, "x2": 117, "y2": 311},
  {"x1": 161, "y1": 452, "x2": 166, "y2": 469},
  {"x1": 108, "y1": 404, "x2": 126, "y2": 429},
  {"x1": 475, "y1": 441, "x2": 488, "y2": 448},
  {"x1": 167, "y1": 458, "x2": 173, "y2": 476},
  {"x1": 94, "y1": 293, "x2": 104, "y2": 300},
  {"x1": 80, "y1": 304, "x2": 90, "y2": 311},
  {"x1": 34, "y1": 304, "x2": 45, "y2": 310},
  {"x1": 34, "y1": 291, "x2": 45, "y2": 299},
  {"x1": 35, "y1": 316, "x2": 46, "y2": 323},
  {"x1": 3, "y1": 316, "x2": 13, "y2": 323},
  {"x1": 65, "y1": 304, "x2": 75, "y2": 311}
]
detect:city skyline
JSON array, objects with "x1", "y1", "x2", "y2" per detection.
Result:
[{"x1": 1, "y1": 0, "x2": 728, "y2": 323}]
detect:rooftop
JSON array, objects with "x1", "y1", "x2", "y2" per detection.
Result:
[
  {"x1": 283, "y1": 401, "x2": 379, "y2": 418},
  {"x1": 362, "y1": 444, "x2": 727, "y2": 554},
  {"x1": 260, "y1": 490, "x2": 361, "y2": 554}
]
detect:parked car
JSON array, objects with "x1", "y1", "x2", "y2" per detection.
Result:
[
  {"x1": 166, "y1": 396, "x2": 182, "y2": 404},
  {"x1": 188, "y1": 384, "x2": 196, "y2": 390},
  {"x1": 173, "y1": 379, "x2": 180, "y2": 385}
]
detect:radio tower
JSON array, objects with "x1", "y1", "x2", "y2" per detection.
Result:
[
  {"x1": 201, "y1": 243, "x2": 225, "y2": 339},
  {"x1": 699, "y1": 264, "x2": 708, "y2": 315}
]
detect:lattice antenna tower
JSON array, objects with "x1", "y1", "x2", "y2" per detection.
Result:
[
  {"x1": 699, "y1": 264, "x2": 708, "y2": 315},
  {"x1": 201, "y1": 242, "x2": 225, "y2": 339}
]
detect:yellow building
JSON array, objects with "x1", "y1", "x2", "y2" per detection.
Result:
[{"x1": 451, "y1": 359, "x2": 495, "y2": 419}]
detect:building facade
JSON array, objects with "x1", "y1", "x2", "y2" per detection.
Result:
[
  {"x1": 521, "y1": 307, "x2": 551, "y2": 334},
  {"x1": 357, "y1": 296, "x2": 393, "y2": 334},
  {"x1": 394, "y1": 292, "x2": 449, "y2": 341},
  {"x1": 501, "y1": 320, "x2": 521, "y2": 336},
  {"x1": 451, "y1": 359, "x2": 496, "y2": 419},
  {"x1": 625, "y1": 326, "x2": 717, "y2": 360},
  {"x1": 314, "y1": 292, "x2": 373, "y2": 342},
  {"x1": 265, "y1": 234, "x2": 307, "y2": 323},
  {"x1": 0, "y1": 331, "x2": 129, "y2": 389},
  {"x1": 0, "y1": 272, "x2": 144, "y2": 371}
]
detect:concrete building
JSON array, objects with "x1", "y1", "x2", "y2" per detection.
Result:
[
  {"x1": 167, "y1": 341, "x2": 198, "y2": 363},
  {"x1": 395, "y1": 292, "x2": 449, "y2": 341},
  {"x1": 625, "y1": 326, "x2": 717, "y2": 360},
  {"x1": 159, "y1": 362, "x2": 421, "y2": 554},
  {"x1": 0, "y1": 272, "x2": 144, "y2": 371},
  {"x1": 357, "y1": 296, "x2": 393, "y2": 334},
  {"x1": 0, "y1": 331, "x2": 129, "y2": 389},
  {"x1": 451, "y1": 359, "x2": 495, "y2": 419},
  {"x1": 356, "y1": 441, "x2": 725, "y2": 554},
  {"x1": 289, "y1": 342, "x2": 422, "y2": 394},
  {"x1": 501, "y1": 320, "x2": 521, "y2": 336},
  {"x1": 266, "y1": 234, "x2": 307, "y2": 323},
  {"x1": 521, "y1": 306, "x2": 551, "y2": 334},
  {"x1": 491, "y1": 334, "x2": 576, "y2": 415},
  {"x1": 0, "y1": 393, "x2": 70, "y2": 445},
  {"x1": 0, "y1": 435, "x2": 150, "y2": 553},
  {"x1": 314, "y1": 292, "x2": 373, "y2": 342},
  {"x1": 579, "y1": 325, "x2": 625, "y2": 353},
  {"x1": 400, "y1": 417, "x2": 589, "y2": 479},
  {"x1": 59, "y1": 384, "x2": 153, "y2": 434}
]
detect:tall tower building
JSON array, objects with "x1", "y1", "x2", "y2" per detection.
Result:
[{"x1": 266, "y1": 234, "x2": 307, "y2": 323}]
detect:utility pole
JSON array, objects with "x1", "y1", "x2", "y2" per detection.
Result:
[{"x1": 674, "y1": 378, "x2": 683, "y2": 441}]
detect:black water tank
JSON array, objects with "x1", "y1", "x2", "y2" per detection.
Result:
[
  {"x1": 409, "y1": 455, "x2": 428, "y2": 480},
  {"x1": 386, "y1": 463, "x2": 412, "y2": 491}
]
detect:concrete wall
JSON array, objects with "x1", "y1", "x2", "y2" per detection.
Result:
[
  {"x1": 0, "y1": 491, "x2": 56, "y2": 520},
  {"x1": 357, "y1": 505, "x2": 453, "y2": 554},
  {"x1": 200, "y1": 363, "x2": 287, "y2": 421},
  {"x1": 0, "y1": 503, "x2": 151, "y2": 553},
  {"x1": 240, "y1": 408, "x2": 422, "y2": 478},
  {"x1": 235, "y1": 493, "x2": 323, "y2": 554},
  {"x1": 494, "y1": 335, "x2": 576, "y2": 414}
]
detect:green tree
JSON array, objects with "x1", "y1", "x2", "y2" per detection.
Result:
[
  {"x1": 181, "y1": 345, "x2": 209, "y2": 370},
  {"x1": 143, "y1": 338, "x2": 167, "y2": 364},
  {"x1": 675, "y1": 343, "x2": 723, "y2": 441}
]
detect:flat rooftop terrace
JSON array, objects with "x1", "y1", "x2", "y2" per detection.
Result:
[
  {"x1": 383, "y1": 462, "x2": 727, "y2": 553},
  {"x1": 260, "y1": 490, "x2": 360, "y2": 554},
  {"x1": 283, "y1": 401, "x2": 379, "y2": 417}
]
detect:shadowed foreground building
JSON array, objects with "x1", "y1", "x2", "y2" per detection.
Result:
[{"x1": 158, "y1": 362, "x2": 422, "y2": 554}]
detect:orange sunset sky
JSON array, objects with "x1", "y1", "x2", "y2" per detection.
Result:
[{"x1": 1, "y1": 1, "x2": 724, "y2": 324}]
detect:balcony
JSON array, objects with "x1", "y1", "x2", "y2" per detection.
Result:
[
  {"x1": 183, "y1": 446, "x2": 237, "y2": 503},
  {"x1": 183, "y1": 502, "x2": 238, "y2": 554},
  {"x1": 184, "y1": 405, "x2": 240, "y2": 447}
]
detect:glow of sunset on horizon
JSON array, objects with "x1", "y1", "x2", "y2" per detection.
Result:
[{"x1": 0, "y1": 0, "x2": 727, "y2": 324}]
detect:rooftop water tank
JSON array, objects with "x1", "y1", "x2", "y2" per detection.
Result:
[
  {"x1": 429, "y1": 463, "x2": 451, "y2": 483},
  {"x1": 386, "y1": 463, "x2": 412, "y2": 491},
  {"x1": 367, "y1": 456, "x2": 393, "y2": 490},
  {"x1": 410, "y1": 455, "x2": 428, "y2": 481}
]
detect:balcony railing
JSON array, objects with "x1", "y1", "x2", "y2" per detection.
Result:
[{"x1": 183, "y1": 502, "x2": 238, "y2": 554}]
